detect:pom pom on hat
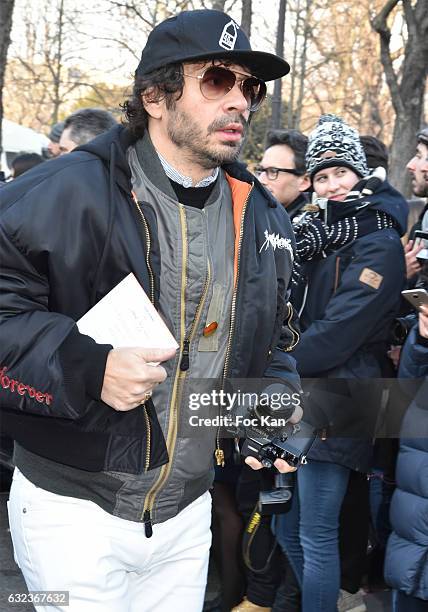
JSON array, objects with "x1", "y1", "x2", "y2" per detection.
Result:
[{"x1": 318, "y1": 113, "x2": 344, "y2": 125}]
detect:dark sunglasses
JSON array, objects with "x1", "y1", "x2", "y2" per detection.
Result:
[
  {"x1": 255, "y1": 166, "x2": 302, "y2": 180},
  {"x1": 183, "y1": 66, "x2": 267, "y2": 112}
]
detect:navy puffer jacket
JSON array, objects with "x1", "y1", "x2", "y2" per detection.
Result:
[
  {"x1": 384, "y1": 325, "x2": 428, "y2": 600},
  {"x1": 291, "y1": 180, "x2": 408, "y2": 472}
]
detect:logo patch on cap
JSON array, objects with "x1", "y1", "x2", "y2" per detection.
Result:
[{"x1": 219, "y1": 19, "x2": 239, "y2": 50}]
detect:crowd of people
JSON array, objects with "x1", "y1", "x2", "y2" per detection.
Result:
[
  {"x1": 0, "y1": 7, "x2": 427, "y2": 612},
  {"x1": 2, "y1": 108, "x2": 118, "y2": 181}
]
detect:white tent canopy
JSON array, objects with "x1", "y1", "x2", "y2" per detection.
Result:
[{"x1": 2, "y1": 119, "x2": 49, "y2": 154}]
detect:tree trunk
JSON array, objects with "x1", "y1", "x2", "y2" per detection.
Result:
[
  {"x1": 372, "y1": 0, "x2": 428, "y2": 196},
  {"x1": 294, "y1": 0, "x2": 312, "y2": 129},
  {"x1": 211, "y1": 0, "x2": 227, "y2": 11},
  {"x1": 271, "y1": 0, "x2": 286, "y2": 129},
  {"x1": 241, "y1": 0, "x2": 252, "y2": 38},
  {"x1": 0, "y1": 0, "x2": 15, "y2": 165},
  {"x1": 389, "y1": 110, "x2": 424, "y2": 195},
  {"x1": 51, "y1": 0, "x2": 65, "y2": 125},
  {"x1": 287, "y1": 0, "x2": 301, "y2": 128}
]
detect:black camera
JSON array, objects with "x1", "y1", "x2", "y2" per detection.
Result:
[
  {"x1": 227, "y1": 383, "x2": 316, "y2": 468},
  {"x1": 226, "y1": 382, "x2": 315, "y2": 468},
  {"x1": 240, "y1": 419, "x2": 316, "y2": 470},
  {"x1": 225, "y1": 382, "x2": 316, "y2": 509},
  {"x1": 390, "y1": 315, "x2": 416, "y2": 345}
]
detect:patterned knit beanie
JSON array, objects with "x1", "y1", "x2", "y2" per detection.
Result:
[{"x1": 306, "y1": 114, "x2": 369, "y2": 180}]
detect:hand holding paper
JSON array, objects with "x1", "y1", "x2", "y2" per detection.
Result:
[
  {"x1": 101, "y1": 346, "x2": 176, "y2": 411},
  {"x1": 77, "y1": 273, "x2": 178, "y2": 411},
  {"x1": 77, "y1": 273, "x2": 179, "y2": 351}
]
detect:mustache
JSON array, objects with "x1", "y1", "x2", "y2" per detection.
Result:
[{"x1": 207, "y1": 114, "x2": 248, "y2": 135}]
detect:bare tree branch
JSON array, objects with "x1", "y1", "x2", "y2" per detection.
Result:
[
  {"x1": 105, "y1": 1, "x2": 153, "y2": 28},
  {"x1": 271, "y1": 0, "x2": 286, "y2": 129},
  {"x1": 241, "y1": 0, "x2": 252, "y2": 38},
  {"x1": 211, "y1": 1, "x2": 227, "y2": 10},
  {"x1": 371, "y1": 0, "x2": 404, "y2": 117},
  {"x1": 295, "y1": 0, "x2": 312, "y2": 128},
  {"x1": 401, "y1": 0, "x2": 416, "y2": 40},
  {"x1": 371, "y1": 0, "x2": 428, "y2": 194},
  {"x1": 86, "y1": 34, "x2": 140, "y2": 61},
  {"x1": 371, "y1": 0, "x2": 399, "y2": 31}
]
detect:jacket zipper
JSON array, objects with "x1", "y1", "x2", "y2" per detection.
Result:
[
  {"x1": 143, "y1": 405, "x2": 151, "y2": 473},
  {"x1": 133, "y1": 199, "x2": 155, "y2": 304},
  {"x1": 141, "y1": 204, "x2": 211, "y2": 536},
  {"x1": 132, "y1": 198, "x2": 155, "y2": 472},
  {"x1": 333, "y1": 256, "x2": 341, "y2": 293},
  {"x1": 215, "y1": 184, "x2": 253, "y2": 466}
]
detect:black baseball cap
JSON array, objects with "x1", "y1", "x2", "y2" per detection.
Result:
[{"x1": 136, "y1": 9, "x2": 290, "y2": 82}]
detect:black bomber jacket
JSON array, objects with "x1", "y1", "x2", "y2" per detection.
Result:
[{"x1": 0, "y1": 126, "x2": 300, "y2": 474}]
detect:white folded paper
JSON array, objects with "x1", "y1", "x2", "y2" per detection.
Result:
[{"x1": 77, "y1": 273, "x2": 178, "y2": 350}]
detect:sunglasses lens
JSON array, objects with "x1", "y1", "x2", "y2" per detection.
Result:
[
  {"x1": 243, "y1": 78, "x2": 266, "y2": 111},
  {"x1": 199, "y1": 67, "x2": 266, "y2": 111},
  {"x1": 201, "y1": 67, "x2": 236, "y2": 100}
]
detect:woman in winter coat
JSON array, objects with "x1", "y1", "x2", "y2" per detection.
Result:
[
  {"x1": 274, "y1": 114, "x2": 409, "y2": 612},
  {"x1": 384, "y1": 306, "x2": 428, "y2": 612}
]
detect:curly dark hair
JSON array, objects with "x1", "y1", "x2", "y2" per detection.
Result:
[{"x1": 121, "y1": 63, "x2": 185, "y2": 139}]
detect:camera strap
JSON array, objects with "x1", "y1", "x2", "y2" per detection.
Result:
[{"x1": 242, "y1": 502, "x2": 278, "y2": 574}]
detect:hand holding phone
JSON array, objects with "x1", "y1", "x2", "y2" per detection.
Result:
[
  {"x1": 405, "y1": 240, "x2": 423, "y2": 278},
  {"x1": 414, "y1": 230, "x2": 428, "y2": 261}
]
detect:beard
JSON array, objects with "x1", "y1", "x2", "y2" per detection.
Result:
[
  {"x1": 412, "y1": 178, "x2": 428, "y2": 198},
  {"x1": 166, "y1": 107, "x2": 248, "y2": 170}
]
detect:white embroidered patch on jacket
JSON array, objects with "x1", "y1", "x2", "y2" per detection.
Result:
[{"x1": 259, "y1": 230, "x2": 294, "y2": 260}]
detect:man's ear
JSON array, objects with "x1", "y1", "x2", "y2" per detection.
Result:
[
  {"x1": 298, "y1": 173, "x2": 311, "y2": 193},
  {"x1": 141, "y1": 90, "x2": 164, "y2": 120}
]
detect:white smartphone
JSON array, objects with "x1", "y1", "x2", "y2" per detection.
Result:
[
  {"x1": 401, "y1": 288, "x2": 428, "y2": 311},
  {"x1": 414, "y1": 230, "x2": 428, "y2": 261}
]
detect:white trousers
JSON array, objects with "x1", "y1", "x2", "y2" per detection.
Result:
[{"x1": 7, "y1": 468, "x2": 212, "y2": 612}]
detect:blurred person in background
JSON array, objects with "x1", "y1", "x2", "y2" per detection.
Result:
[
  {"x1": 275, "y1": 114, "x2": 408, "y2": 612},
  {"x1": 45, "y1": 121, "x2": 64, "y2": 158},
  {"x1": 360, "y1": 135, "x2": 388, "y2": 174},
  {"x1": 11, "y1": 152, "x2": 44, "y2": 179},
  {"x1": 58, "y1": 108, "x2": 118, "y2": 154},
  {"x1": 255, "y1": 129, "x2": 310, "y2": 219},
  {"x1": 403, "y1": 127, "x2": 428, "y2": 281},
  {"x1": 407, "y1": 127, "x2": 428, "y2": 204},
  {"x1": 384, "y1": 304, "x2": 428, "y2": 612},
  {"x1": 389, "y1": 129, "x2": 428, "y2": 370}
]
